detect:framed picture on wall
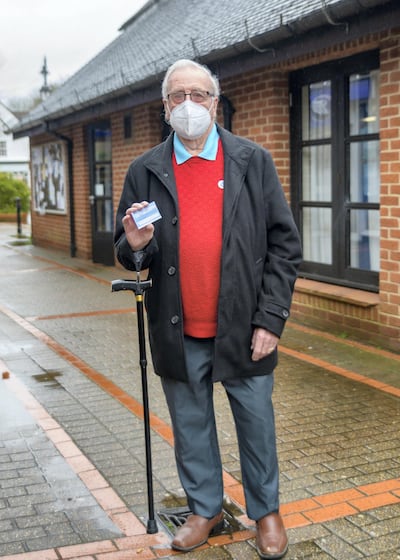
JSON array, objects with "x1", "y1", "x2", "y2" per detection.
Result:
[{"x1": 31, "y1": 141, "x2": 67, "y2": 214}]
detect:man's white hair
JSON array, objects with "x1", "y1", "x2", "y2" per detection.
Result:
[{"x1": 161, "y1": 59, "x2": 220, "y2": 99}]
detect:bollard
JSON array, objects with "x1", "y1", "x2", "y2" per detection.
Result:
[{"x1": 15, "y1": 197, "x2": 22, "y2": 235}]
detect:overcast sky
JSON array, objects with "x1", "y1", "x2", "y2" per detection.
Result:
[{"x1": 0, "y1": 0, "x2": 148, "y2": 103}]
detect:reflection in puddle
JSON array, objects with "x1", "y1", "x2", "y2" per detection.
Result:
[{"x1": 32, "y1": 371, "x2": 63, "y2": 388}]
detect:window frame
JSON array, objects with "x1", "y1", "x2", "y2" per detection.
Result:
[{"x1": 290, "y1": 51, "x2": 380, "y2": 292}]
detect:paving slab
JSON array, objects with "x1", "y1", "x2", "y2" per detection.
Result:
[{"x1": 0, "y1": 223, "x2": 399, "y2": 559}]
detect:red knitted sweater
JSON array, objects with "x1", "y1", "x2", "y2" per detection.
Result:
[{"x1": 173, "y1": 143, "x2": 224, "y2": 337}]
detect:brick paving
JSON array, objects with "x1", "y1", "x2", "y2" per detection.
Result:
[{"x1": 0, "y1": 223, "x2": 399, "y2": 559}]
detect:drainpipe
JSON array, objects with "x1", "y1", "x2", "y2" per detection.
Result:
[{"x1": 45, "y1": 125, "x2": 77, "y2": 257}]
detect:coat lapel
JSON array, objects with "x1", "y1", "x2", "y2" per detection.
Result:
[{"x1": 218, "y1": 126, "x2": 255, "y2": 238}]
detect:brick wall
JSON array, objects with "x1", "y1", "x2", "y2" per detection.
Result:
[
  {"x1": 215, "y1": 28, "x2": 400, "y2": 352},
  {"x1": 377, "y1": 30, "x2": 400, "y2": 349},
  {"x1": 220, "y1": 70, "x2": 290, "y2": 199},
  {"x1": 71, "y1": 125, "x2": 91, "y2": 259},
  {"x1": 29, "y1": 25, "x2": 400, "y2": 351},
  {"x1": 30, "y1": 125, "x2": 93, "y2": 259},
  {"x1": 111, "y1": 103, "x2": 163, "y2": 212}
]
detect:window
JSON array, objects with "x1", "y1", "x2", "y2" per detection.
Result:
[
  {"x1": 0, "y1": 141, "x2": 7, "y2": 156},
  {"x1": 123, "y1": 114, "x2": 132, "y2": 139},
  {"x1": 290, "y1": 51, "x2": 380, "y2": 291}
]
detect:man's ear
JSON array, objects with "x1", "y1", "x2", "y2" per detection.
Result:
[
  {"x1": 163, "y1": 100, "x2": 170, "y2": 122},
  {"x1": 211, "y1": 96, "x2": 219, "y2": 119}
]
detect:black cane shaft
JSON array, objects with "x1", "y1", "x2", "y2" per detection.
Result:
[
  {"x1": 136, "y1": 297, "x2": 158, "y2": 533},
  {"x1": 112, "y1": 278, "x2": 157, "y2": 533},
  {"x1": 141, "y1": 367, "x2": 156, "y2": 522},
  {"x1": 136, "y1": 297, "x2": 147, "y2": 364}
]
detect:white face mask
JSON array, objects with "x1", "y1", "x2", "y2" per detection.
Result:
[{"x1": 169, "y1": 100, "x2": 212, "y2": 140}]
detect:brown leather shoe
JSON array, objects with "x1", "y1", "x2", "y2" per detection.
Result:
[
  {"x1": 256, "y1": 512, "x2": 288, "y2": 559},
  {"x1": 171, "y1": 512, "x2": 224, "y2": 552}
]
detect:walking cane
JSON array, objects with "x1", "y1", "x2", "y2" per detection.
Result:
[{"x1": 111, "y1": 250, "x2": 158, "y2": 534}]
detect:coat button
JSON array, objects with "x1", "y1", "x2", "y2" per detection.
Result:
[
  {"x1": 172, "y1": 216, "x2": 178, "y2": 225},
  {"x1": 282, "y1": 310, "x2": 289, "y2": 318},
  {"x1": 170, "y1": 315, "x2": 179, "y2": 324},
  {"x1": 167, "y1": 266, "x2": 176, "y2": 275},
  {"x1": 163, "y1": 172, "x2": 169, "y2": 177}
]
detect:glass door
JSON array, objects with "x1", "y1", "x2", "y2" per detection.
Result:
[
  {"x1": 300, "y1": 80, "x2": 333, "y2": 266},
  {"x1": 88, "y1": 121, "x2": 115, "y2": 265}
]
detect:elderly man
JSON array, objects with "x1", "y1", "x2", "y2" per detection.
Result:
[{"x1": 114, "y1": 59, "x2": 302, "y2": 559}]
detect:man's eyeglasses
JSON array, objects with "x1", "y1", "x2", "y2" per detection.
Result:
[{"x1": 167, "y1": 90, "x2": 214, "y2": 104}]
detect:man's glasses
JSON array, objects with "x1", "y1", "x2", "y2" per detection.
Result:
[{"x1": 167, "y1": 90, "x2": 214, "y2": 104}]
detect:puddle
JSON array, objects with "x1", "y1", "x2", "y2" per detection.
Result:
[{"x1": 8, "y1": 235, "x2": 32, "y2": 246}]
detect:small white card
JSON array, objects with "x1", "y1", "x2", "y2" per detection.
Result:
[{"x1": 131, "y1": 201, "x2": 162, "y2": 229}]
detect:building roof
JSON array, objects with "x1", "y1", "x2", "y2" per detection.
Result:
[
  {"x1": 0, "y1": 101, "x2": 20, "y2": 131},
  {"x1": 12, "y1": 0, "x2": 395, "y2": 136}
]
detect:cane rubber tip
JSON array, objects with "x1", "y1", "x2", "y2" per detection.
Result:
[
  {"x1": 147, "y1": 519, "x2": 158, "y2": 534},
  {"x1": 2, "y1": 371, "x2": 10, "y2": 379}
]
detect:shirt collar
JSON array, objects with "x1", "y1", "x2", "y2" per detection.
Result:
[{"x1": 173, "y1": 124, "x2": 219, "y2": 164}]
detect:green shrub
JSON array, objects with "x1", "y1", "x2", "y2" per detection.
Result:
[{"x1": 0, "y1": 172, "x2": 30, "y2": 213}]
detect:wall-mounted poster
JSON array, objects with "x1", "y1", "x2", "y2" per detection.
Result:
[{"x1": 31, "y1": 142, "x2": 67, "y2": 214}]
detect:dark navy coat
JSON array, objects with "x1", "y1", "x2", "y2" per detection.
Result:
[{"x1": 114, "y1": 126, "x2": 302, "y2": 382}]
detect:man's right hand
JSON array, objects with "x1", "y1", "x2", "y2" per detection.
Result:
[{"x1": 122, "y1": 201, "x2": 155, "y2": 251}]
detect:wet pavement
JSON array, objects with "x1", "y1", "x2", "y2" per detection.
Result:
[{"x1": 0, "y1": 221, "x2": 399, "y2": 560}]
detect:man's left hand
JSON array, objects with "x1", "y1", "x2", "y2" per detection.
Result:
[{"x1": 251, "y1": 328, "x2": 279, "y2": 361}]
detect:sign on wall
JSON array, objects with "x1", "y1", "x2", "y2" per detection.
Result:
[{"x1": 31, "y1": 142, "x2": 67, "y2": 214}]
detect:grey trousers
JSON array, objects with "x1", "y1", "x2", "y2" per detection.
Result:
[{"x1": 161, "y1": 336, "x2": 279, "y2": 521}]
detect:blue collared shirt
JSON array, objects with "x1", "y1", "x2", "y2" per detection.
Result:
[{"x1": 173, "y1": 125, "x2": 220, "y2": 164}]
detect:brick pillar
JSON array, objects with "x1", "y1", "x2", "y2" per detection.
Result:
[{"x1": 379, "y1": 29, "x2": 400, "y2": 344}]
